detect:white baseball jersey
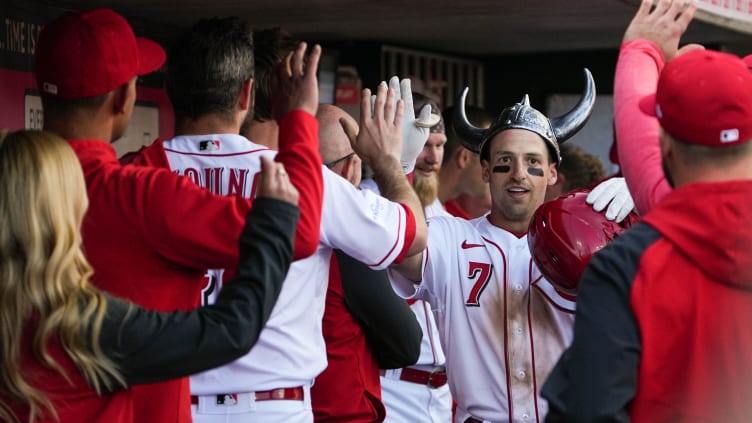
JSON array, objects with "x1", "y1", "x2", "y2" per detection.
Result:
[
  {"x1": 359, "y1": 190, "x2": 452, "y2": 423},
  {"x1": 148, "y1": 134, "x2": 415, "y2": 396},
  {"x1": 424, "y1": 198, "x2": 451, "y2": 219},
  {"x1": 390, "y1": 215, "x2": 575, "y2": 423},
  {"x1": 381, "y1": 377, "x2": 452, "y2": 423},
  {"x1": 360, "y1": 185, "x2": 448, "y2": 369},
  {"x1": 405, "y1": 299, "x2": 446, "y2": 368},
  {"x1": 380, "y1": 289, "x2": 452, "y2": 423}
]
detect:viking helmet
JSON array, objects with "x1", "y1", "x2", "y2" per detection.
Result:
[{"x1": 453, "y1": 68, "x2": 596, "y2": 163}]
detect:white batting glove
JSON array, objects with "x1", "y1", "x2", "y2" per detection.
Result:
[
  {"x1": 388, "y1": 77, "x2": 431, "y2": 174},
  {"x1": 369, "y1": 77, "x2": 432, "y2": 173},
  {"x1": 586, "y1": 177, "x2": 635, "y2": 223}
]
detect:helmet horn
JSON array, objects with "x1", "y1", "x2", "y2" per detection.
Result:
[
  {"x1": 452, "y1": 87, "x2": 486, "y2": 154},
  {"x1": 550, "y1": 68, "x2": 596, "y2": 144}
]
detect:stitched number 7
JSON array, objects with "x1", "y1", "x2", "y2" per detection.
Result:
[{"x1": 465, "y1": 262, "x2": 492, "y2": 307}]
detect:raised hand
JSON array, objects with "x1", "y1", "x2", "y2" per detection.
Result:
[
  {"x1": 343, "y1": 82, "x2": 404, "y2": 173},
  {"x1": 271, "y1": 42, "x2": 322, "y2": 119},
  {"x1": 623, "y1": 0, "x2": 697, "y2": 62},
  {"x1": 392, "y1": 77, "x2": 432, "y2": 174},
  {"x1": 369, "y1": 77, "x2": 432, "y2": 173}
]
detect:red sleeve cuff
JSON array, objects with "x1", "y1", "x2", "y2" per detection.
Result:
[{"x1": 392, "y1": 202, "x2": 417, "y2": 265}]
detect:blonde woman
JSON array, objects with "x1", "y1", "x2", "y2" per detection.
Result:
[{"x1": 0, "y1": 130, "x2": 299, "y2": 423}]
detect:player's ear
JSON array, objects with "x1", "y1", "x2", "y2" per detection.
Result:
[
  {"x1": 659, "y1": 129, "x2": 674, "y2": 159},
  {"x1": 343, "y1": 154, "x2": 362, "y2": 187},
  {"x1": 112, "y1": 77, "x2": 136, "y2": 114},
  {"x1": 547, "y1": 163, "x2": 558, "y2": 186},
  {"x1": 456, "y1": 148, "x2": 471, "y2": 169},
  {"x1": 481, "y1": 159, "x2": 491, "y2": 183},
  {"x1": 337, "y1": 155, "x2": 353, "y2": 180},
  {"x1": 238, "y1": 78, "x2": 253, "y2": 112}
]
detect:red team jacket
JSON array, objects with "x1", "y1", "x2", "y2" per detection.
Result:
[
  {"x1": 63, "y1": 111, "x2": 321, "y2": 423},
  {"x1": 543, "y1": 181, "x2": 752, "y2": 422},
  {"x1": 312, "y1": 254, "x2": 386, "y2": 422}
]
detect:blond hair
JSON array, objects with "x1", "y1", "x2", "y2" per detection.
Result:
[{"x1": 0, "y1": 130, "x2": 124, "y2": 422}]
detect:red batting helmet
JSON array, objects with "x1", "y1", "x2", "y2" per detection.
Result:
[{"x1": 528, "y1": 189, "x2": 639, "y2": 295}]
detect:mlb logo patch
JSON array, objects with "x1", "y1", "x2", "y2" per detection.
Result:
[
  {"x1": 215, "y1": 394, "x2": 238, "y2": 406},
  {"x1": 199, "y1": 139, "x2": 221, "y2": 151},
  {"x1": 720, "y1": 129, "x2": 739, "y2": 143}
]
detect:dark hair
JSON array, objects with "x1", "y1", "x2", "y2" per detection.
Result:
[
  {"x1": 40, "y1": 93, "x2": 108, "y2": 120},
  {"x1": 558, "y1": 145, "x2": 606, "y2": 191},
  {"x1": 251, "y1": 27, "x2": 298, "y2": 122},
  {"x1": 167, "y1": 17, "x2": 254, "y2": 122},
  {"x1": 442, "y1": 105, "x2": 492, "y2": 164}
]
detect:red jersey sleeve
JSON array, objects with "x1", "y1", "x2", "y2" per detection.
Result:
[{"x1": 275, "y1": 110, "x2": 323, "y2": 259}]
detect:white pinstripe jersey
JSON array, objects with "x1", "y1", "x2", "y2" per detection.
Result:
[
  {"x1": 150, "y1": 134, "x2": 415, "y2": 394},
  {"x1": 392, "y1": 214, "x2": 575, "y2": 423},
  {"x1": 410, "y1": 198, "x2": 449, "y2": 368}
]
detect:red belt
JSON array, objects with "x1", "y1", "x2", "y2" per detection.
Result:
[
  {"x1": 190, "y1": 387, "x2": 304, "y2": 405},
  {"x1": 382, "y1": 367, "x2": 448, "y2": 388}
]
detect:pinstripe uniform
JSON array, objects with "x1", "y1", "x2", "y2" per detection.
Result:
[{"x1": 391, "y1": 215, "x2": 575, "y2": 423}]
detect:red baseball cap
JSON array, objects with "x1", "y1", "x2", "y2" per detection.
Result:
[
  {"x1": 639, "y1": 49, "x2": 752, "y2": 147},
  {"x1": 34, "y1": 8, "x2": 165, "y2": 99},
  {"x1": 744, "y1": 54, "x2": 752, "y2": 70}
]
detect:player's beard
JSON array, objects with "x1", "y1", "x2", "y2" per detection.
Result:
[{"x1": 413, "y1": 172, "x2": 439, "y2": 207}]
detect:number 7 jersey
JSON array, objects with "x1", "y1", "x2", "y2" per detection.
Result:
[{"x1": 392, "y1": 215, "x2": 575, "y2": 423}]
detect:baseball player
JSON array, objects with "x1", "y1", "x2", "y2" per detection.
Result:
[
  {"x1": 311, "y1": 104, "x2": 423, "y2": 423},
  {"x1": 35, "y1": 10, "x2": 323, "y2": 423},
  {"x1": 543, "y1": 47, "x2": 752, "y2": 423},
  {"x1": 439, "y1": 105, "x2": 494, "y2": 220},
  {"x1": 380, "y1": 94, "x2": 454, "y2": 423},
  {"x1": 133, "y1": 18, "x2": 430, "y2": 423},
  {"x1": 613, "y1": 0, "x2": 703, "y2": 215},
  {"x1": 389, "y1": 71, "x2": 604, "y2": 423}
]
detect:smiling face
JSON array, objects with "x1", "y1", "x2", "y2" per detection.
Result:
[
  {"x1": 413, "y1": 132, "x2": 447, "y2": 206},
  {"x1": 483, "y1": 128, "x2": 557, "y2": 234}
]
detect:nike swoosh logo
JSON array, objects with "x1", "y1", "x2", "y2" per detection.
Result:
[{"x1": 461, "y1": 240, "x2": 484, "y2": 249}]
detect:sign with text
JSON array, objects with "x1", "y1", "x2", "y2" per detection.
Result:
[
  {"x1": 24, "y1": 90, "x2": 42, "y2": 129},
  {"x1": 0, "y1": 1, "x2": 65, "y2": 71},
  {"x1": 696, "y1": 0, "x2": 752, "y2": 33},
  {"x1": 23, "y1": 91, "x2": 159, "y2": 158}
]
